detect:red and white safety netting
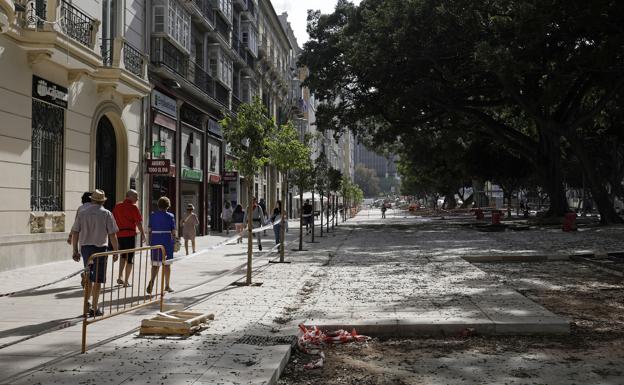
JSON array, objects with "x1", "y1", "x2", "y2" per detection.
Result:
[{"x1": 297, "y1": 324, "x2": 371, "y2": 369}]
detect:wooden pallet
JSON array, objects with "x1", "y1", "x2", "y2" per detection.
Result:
[{"x1": 139, "y1": 310, "x2": 214, "y2": 336}]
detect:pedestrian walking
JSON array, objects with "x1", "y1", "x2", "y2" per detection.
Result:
[
  {"x1": 232, "y1": 204, "x2": 245, "y2": 243},
  {"x1": 181, "y1": 203, "x2": 199, "y2": 255},
  {"x1": 381, "y1": 203, "x2": 387, "y2": 219},
  {"x1": 112, "y1": 190, "x2": 146, "y2": 287},
  {"x1": 71, "y1": 189, "x2": 119, "y2": 317},
  {"x1": 147, "y1": 197, "x2": 176, "y2": 293},
  {"x1": 244, "y1": 197, "x2": 264, "y2": 251},
  {"x1": 68, "y1": 191, "x2": 93, "y2": 288},
  {"x1": 221, "y1": 200, "x2": 233, "y2": 235},
  {"x1": 303, "y1": 199, "x2": 313, "y2": 233},
  {"x1": 259, "y1": 198, "x2": 268, "y2": 236},
  {"x1": 271, "y1": 200, "x2": 282, "y2": 245},
  {"x1": 67, "y1": 192, "x2": 93, "y2": 245}
]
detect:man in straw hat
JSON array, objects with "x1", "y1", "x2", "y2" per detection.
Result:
[{"x1": 72, "y1": 189, "x2": 119, "y2": 317}]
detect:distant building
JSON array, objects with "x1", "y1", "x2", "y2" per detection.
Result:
[{"x1": 354, "y1": 143, "x2": 398, "y2": 179}]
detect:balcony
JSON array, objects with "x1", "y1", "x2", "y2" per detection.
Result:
[
  {"x1": 232, "y1": 93, "x2": 242, "y2": 112},
  {"x1": 215, "y1": 82, "x2": 229, "y2": 107},
  {"x1": 9, "y1": 0, "x2": 102, "y2": 71},
  {"x1": 95, "y1": 37, "x2": 150, "y2": 97},
  {"x1": 151, "y1": 36, "x2": 189, "y2": 78},
  {"x1": 59, "y1": 0, "x2": 97, "y2": 48},
  {"x1": 185, "y1": 0, "x2": 215, "y2": 30},
  {"x1": 245, "y1": 53, "x2": 254, "y2": 69},
  {"x1": 231, "y1": 32, "x2": 247, "y2": 65},
  {"x1": 240, "y1": 0, "x2": 256, "y2": 23},
  {"x1": 101, "y1": 38, "x2": 146, "y2": 78},
  {"x1": 190, "y1": 62, "x2": 215, "y2": 99},
  {"x1": 258, "y1": 34, "x2": 267, "y2": 57},
  {"x1": 214, "y1": 12, "x2": 229, "y2": 43}
]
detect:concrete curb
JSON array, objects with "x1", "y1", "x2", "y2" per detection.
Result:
[{"x1": 302, "y1": 318, "x2": 570, "y2": 338}]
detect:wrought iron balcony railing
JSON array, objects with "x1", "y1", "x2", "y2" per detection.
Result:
[
  {"x1": 215, "y1": 82, "x2": 229, "y2": 107},
  {"x1": 246, "y1": 52, "x2": 254, "y2": 68},
  {"x1": 151, "y1": 37, "x2": 189, "y2": 78},
  {"x1": 123, "y1": 41, "x2": 144, "y2": 77},
  {"x1": 192, "y1": 0, "x2": 215, "y2": 27},
  {"x1": 22, "y1": 0, "x2": 47, "y2": 28},
  {"x1": 60, "y1": 0, "x2": 96, "y2": 48},
  {"x1": 232, "y1": 93, "x2": 242, "y2": 112},
  {"x1": 101, "y1": 38, "x2": 145, "y2": 78},
  {"x1": 215, "y1": 12, "x2": 229, "y2": 42},
  {"x1": 191, "y1": 62, "x2": 215, "y2": 98}
]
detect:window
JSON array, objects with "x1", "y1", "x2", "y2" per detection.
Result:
[
  {"x1": 242, "y1": 23, "x2": 257, "y2": 57},
  {"x1": 208, "y1": 139, "x2": 220, "y2": 173},
  {"x1": 167, "y1": 0, "x2": 191, "y2": 52},
  {"x1": 182, "y1": 127, "x2": 202, "y2": 169},
  {"x1": 218, "y1": 0, "x2": 232, "y2": 22},
  {"x1": 152, "y1": 124, "x2": 176, "y2": 163},
  {"x1": 31, "y1": 100, "x2": 64, "y2": 212},
  {"x1": 153, "y1": 6, "x2": 165, "y2": 33},
  {"x1": 209, "y1": 47, "x2": 233, "y2": 88}
]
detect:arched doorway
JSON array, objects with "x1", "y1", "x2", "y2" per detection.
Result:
[{"x1": 96, "y1": 116, "x2": 117, "y2": 211}]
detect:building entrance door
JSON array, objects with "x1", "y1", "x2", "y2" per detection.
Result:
[{"x1": 96, "y1": 116, "x2": 117, "y2": 211}]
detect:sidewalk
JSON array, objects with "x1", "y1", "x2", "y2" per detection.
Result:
[
  {"x1": 0, "y1": 225, "x2": 313, "y2": 383},
  {"x1": 2, "y1": 211, "x2": 623, "y2": 384}
]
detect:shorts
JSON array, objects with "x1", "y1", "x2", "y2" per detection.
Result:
[
  {"x1": 118, "y1": 236, "x2": 136, "y2": 264},
  {"x1": 303, "y1": 215, "x2": 312, "y2": 225},
  {"x1": 81, "y1": 245, "x2": 108, "y2": 284}
]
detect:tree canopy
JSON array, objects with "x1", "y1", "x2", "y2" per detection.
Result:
[{"x1": 300, "y1": 0, "x2": 624, "y2": 223}]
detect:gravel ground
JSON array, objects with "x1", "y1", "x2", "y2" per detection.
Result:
[{"x1": 277, "y1": 214, "x2": 624, "y2": 385}]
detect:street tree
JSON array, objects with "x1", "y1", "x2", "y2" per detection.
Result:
[
  {"x1": 301, "y1": 0, "x2": 624, "y2": 223},
  {"x1": 267, "y1": 122, "x2": 312, "y2": 261},
  {"x1": 328, "y1": 168, "x2": 343, "y2": 230},
  {"x1": 221, "y1": 98, "x2": 275, "y2": 285}
]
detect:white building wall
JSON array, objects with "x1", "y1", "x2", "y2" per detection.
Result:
[{"x1": 0, "y1": 0, "x2": 149, "y2": 271}]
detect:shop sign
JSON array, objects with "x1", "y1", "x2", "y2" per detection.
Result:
[
  {"x1": 222, "y1": 171, "x2": 238, "y2": 182},
  {"x1": 209, "y1": 174, "x2": 222, "y2": 184},
  {"x1": 32, "y1": 75, "x2": 68, "y2": 108},
  {"x1": 182, "y1": 167, "x2": 203, "y2": 182},
  {"x1": 152, "y1": 90, "x2": 177, "y2": 117},
  {"x1": 146, "y1": 159, "x2": 171, "y2": 174},
  {"x1": 181, "y1": 104, "x2": 204, "y2": 128},
  {"x1": 151, "y1": 141, "x2": 167, "y2": 158}
]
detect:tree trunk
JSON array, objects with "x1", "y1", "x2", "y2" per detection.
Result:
[
  {"x1": 279, "y1": 179, "x2": 286, "y2": 261},
  {"x1": 460, "y1": 193, "x2": 474, "y2": 208},
  {"x1": 320, "y1": 192, "x2": 324, "y2": 237},
  {"x1": 472, "y1": 180, "x2": 488, "y2": 208},
  {"x1": 444, "y1": 194, "x2": 456, "y2": 209},
  {"x1": 312, "y1": 189, "x2": 316, "y2": 242},
  {"x1": 298, "y1": 188, "x2": 303, "y2": 251},
  {"x1": 538, "y1": 131, "x2": 568, "y2": 217},
  {"x1": 569, "y1": 137, "x2": 623, "y2": 224},
  {"x1": 246, "y1": 179, "x2": 254, "y2": 285}
]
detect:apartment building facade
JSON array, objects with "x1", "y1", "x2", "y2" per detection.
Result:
[
  {"x1": 0, "y1": 0, "x2": 150, "y2": 270},
  {"x1": 145, "y1": 0, "x2": 292, "y2": 234}
]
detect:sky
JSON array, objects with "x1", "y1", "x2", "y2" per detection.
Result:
[{"x1": 272, "y1": 0, "x2": 361, "y2": 47}]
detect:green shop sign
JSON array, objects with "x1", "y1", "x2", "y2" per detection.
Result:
[{"x1": 182, "y1": 168, "x2": 203, "y2": 182}]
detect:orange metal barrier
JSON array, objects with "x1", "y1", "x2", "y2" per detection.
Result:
[{"x1": 81, "y1": 245, "x2": 166, "y2": 353}]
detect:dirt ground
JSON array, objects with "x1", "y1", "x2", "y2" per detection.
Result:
[{"x1": 277, "y1": 260, "x2": 624, "y2": 385}]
